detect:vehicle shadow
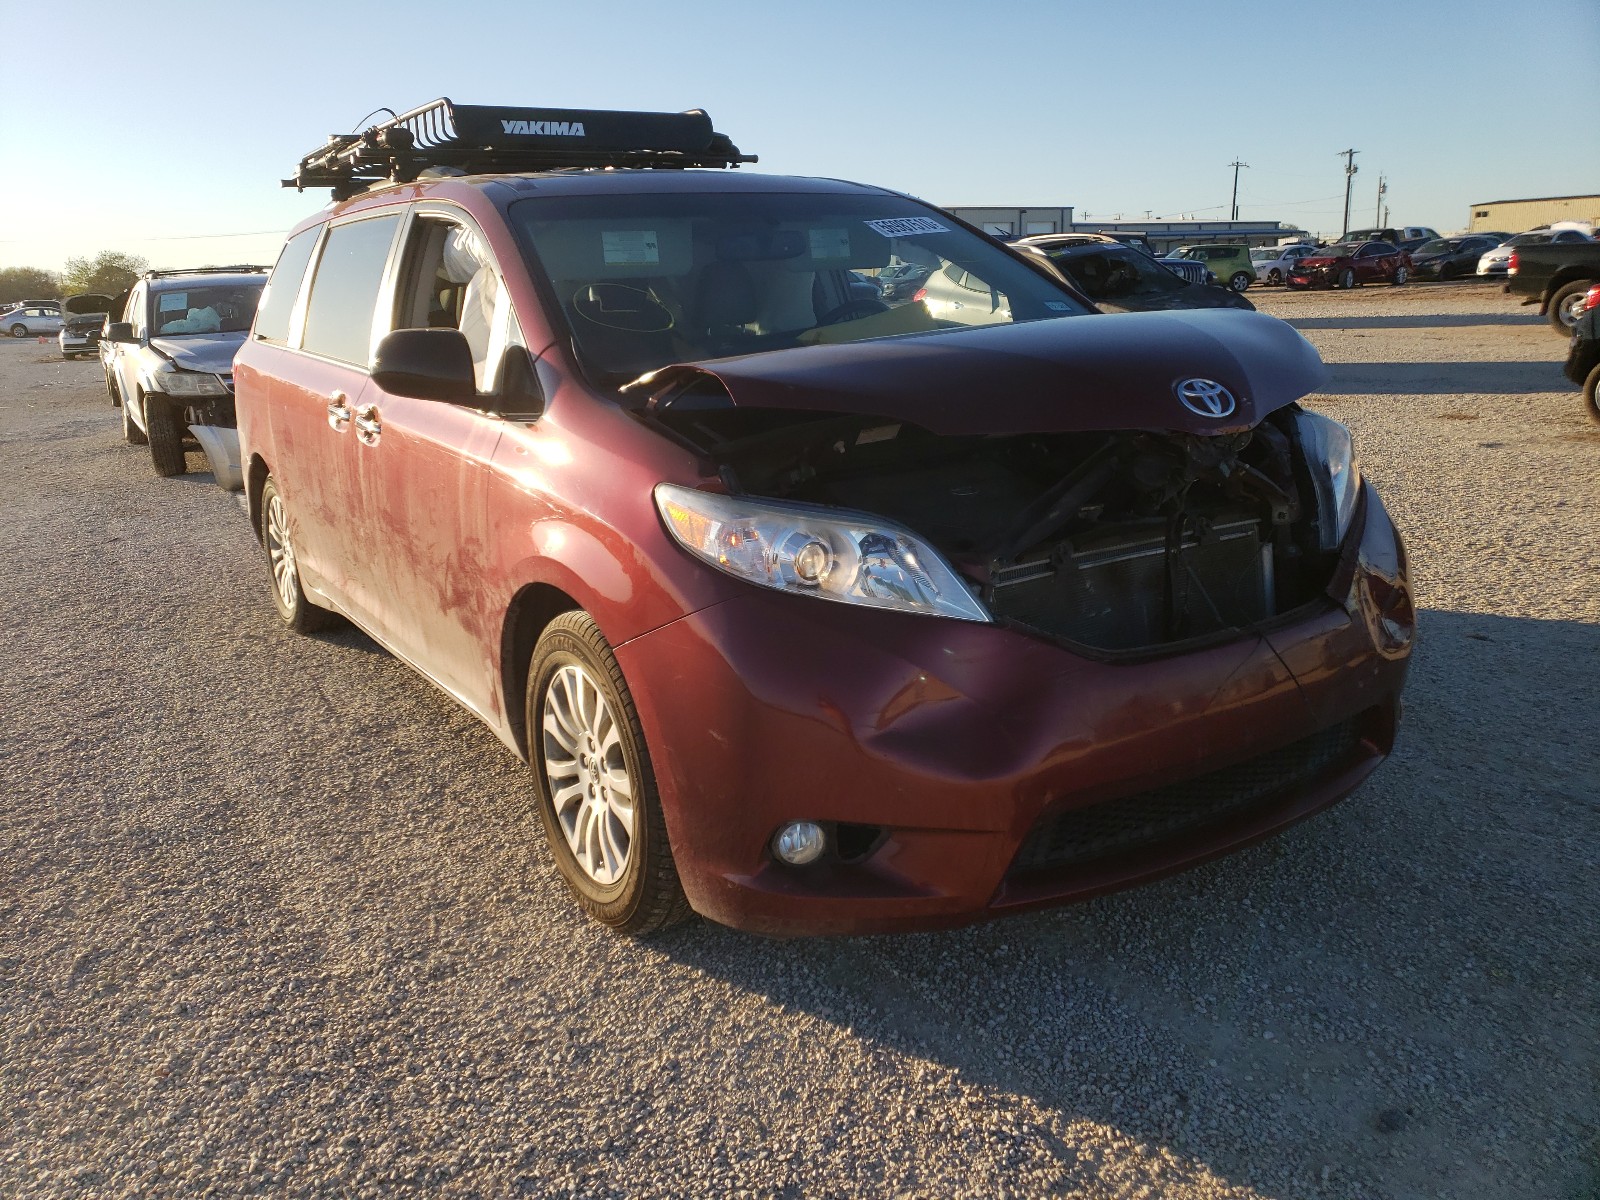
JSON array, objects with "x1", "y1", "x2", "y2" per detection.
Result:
[
  {"x1": 651, "y1": 608, "x2": 1600, "y2": 1196},
  {"x1": 1316, "y1": 361, "x2": 1565, "y2": 396},
  {"x1": 1283, "y1": 314, "x2": 1543, "y2": 330}
]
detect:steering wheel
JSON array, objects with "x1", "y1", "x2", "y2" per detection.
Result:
[
  {"x1": 570, "y1": 283, "x2": 675, "y2": 333},
  {"x1": 817, "y1": 298, "x2": 891, "y2": 326}
]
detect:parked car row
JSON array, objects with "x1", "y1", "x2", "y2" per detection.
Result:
[{"x1": 69, "y1": 99, "x2": 1414, "y2": 939}]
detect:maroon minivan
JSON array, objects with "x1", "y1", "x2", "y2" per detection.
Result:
[{"x1": 236, "y1": 102, "x2": 1412, "y2": 935}]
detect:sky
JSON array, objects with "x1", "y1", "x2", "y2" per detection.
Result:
[{"x1": 2, "y1": 0, "x2": 1596, "y2": 274}]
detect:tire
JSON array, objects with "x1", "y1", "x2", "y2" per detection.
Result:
[
  {"x1": 1338, "y1": 268, "x2": 1357, "y2": 290},
  {"x1": 1584, "y1": 363, "x2": 1600, "y2": 426},
  {"x1": 528, "y1": 610, "x2": 690, "y2": 935},
  {"x1": 1548, "y1": 281, "x2": 1592, "y2": 336},
  {"x1": 121, "y1": 389, "x2": 147, "y2": 445},
  {"x1": 260, "y1": 476, "x2": 335, "y2": 633},
  {"x1": 9, "y1": 324, "x2": 27, "y2": 338},
  {"x1": 1228, "y1": 272, "x2": 1251, "y2": 293},
  {"x1": 1439, "y1": 264, "x2": 1455, "y2": 282},
  {"x1": 107, "y1": 373, "x2": 122, "y2": 409},
  {"x1": 144, "y1": 393, "x2": 188, "y2": 477},
  {"x1": 1392, "y1": 265, "x2": 1408, "y2": 286},
  {"x1": 1267, "y1": 268, "x2": 1283, "y2": 285}
]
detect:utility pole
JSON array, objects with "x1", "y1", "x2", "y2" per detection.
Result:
[
  {"x1": 1228, "y1": 160, "x2": 1250, "y2": 221},
  {"x1": 1376, "y1": 174, "x2": 1387, "y2": 225},
  {"x1": 1338, "y1": 148, "x2": 1360, "y2": 235}
]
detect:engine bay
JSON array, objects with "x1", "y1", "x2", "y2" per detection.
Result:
[{"x1": 648, "y1": 392, "x2": 1343, "y2": 654}]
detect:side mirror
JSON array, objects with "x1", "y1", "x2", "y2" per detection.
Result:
[
  {"x1": 106, "y1": 322, "x2": 136, "y2": 343},
  {"x1": 371, "y1": 328, "x2": 477, "y2": 404}
]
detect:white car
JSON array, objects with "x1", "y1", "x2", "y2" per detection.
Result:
[
  {"x1": 1249, "y1": 244, "x2": 1316, "y2": 286},
  {"x1": 4, "y1": 304, "x2": 63, "y2": 338},
  {"x1": 1478, "y1": 228, "x2": 1592, "y2": 277}
]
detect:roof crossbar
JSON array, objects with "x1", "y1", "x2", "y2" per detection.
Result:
[
  {"x1": 283, "y1": 98, "x2": 756, "y2": 198},
  {"x1": 144, "y1": 265, "x2": 269, "y2": 279}
]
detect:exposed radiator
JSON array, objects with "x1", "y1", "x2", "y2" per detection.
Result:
[{"x1": 989, "y1": 518, "x2": 1271, "y2": 651}]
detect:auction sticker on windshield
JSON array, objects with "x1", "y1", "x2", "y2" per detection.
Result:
[
  {"x1": 602, "y1": 231, "x2": 660, "y2": 266},
  {"x1": 864, "y1": 217, "x2": 950, "y2": 238},
  {"x1": 809, "y1": 229, "x2": 852, "y2": 259}
]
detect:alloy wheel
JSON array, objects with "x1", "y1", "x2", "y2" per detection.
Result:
[
  {"x1": 542, "y1": 664, "x2": 635, "y2": 886},
  {"x1": 264, "y1": 492, "x2": 300, "y2": 612}
]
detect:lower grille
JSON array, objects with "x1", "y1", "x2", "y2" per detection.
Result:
[
  {"x1": 990, "y1": 518, "x2": 1269, "y2": 651},
  {"x1": 1010, "y1": 715, "x2": 1367, "y2": 875}
]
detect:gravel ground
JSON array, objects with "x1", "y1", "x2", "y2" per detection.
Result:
[{"x1": 1, "y1": 282, "x2": 1595, "y2": 1200}]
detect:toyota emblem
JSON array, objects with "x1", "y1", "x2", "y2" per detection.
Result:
[{"x1": 1174, "y1": 378, "x2": 1238, "y2": 418}]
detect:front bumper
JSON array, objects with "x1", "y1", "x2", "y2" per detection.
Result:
[{"x1": 618, "y1": 485, "x2": 1412, "y2": 935}]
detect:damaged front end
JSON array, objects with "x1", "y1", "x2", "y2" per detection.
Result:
[
  {"x1": 638, "y1": 313, "x2": 1370, "y2": 657},
  {"x1": 651, "y1": 400, "x2": 1358, "y2": 656}
]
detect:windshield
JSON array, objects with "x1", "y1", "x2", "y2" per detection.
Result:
[
  {"x1": 1504, "y1": 232, "x2": 1554, "y2": 247},
  {"x1": 148, "y1": 282, "x2": 263, "y2": 336},
  {"x1": 1046, "y1": 246, "x2": 1187, "y2": 298},
  {"x1": 511, "y1": 192, "x2": 1092, "y2": 386},
  {"x1": 1415, "y1": 239, "x2": 1458, "y2": 255},
  {"x1": 1249, "y1": 249, "x2": 1277, "y2": 262},
  {"x1": 1313, "y1": 243, "x2": 1357, "y2": 257}
]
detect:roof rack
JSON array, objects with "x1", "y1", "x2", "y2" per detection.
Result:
[
  {"x1": 283, "y1": 98, "x2": 756, "y2": 198},
  {"x1": 145, "y1": 265, "x2": 269, "y2": 279}
]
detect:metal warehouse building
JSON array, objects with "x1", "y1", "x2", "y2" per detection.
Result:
[
  {"x1": 1468, "y1": 195, "x2": 1600, "y2": 233},
  {"x1": 943, "y1": 207, "x2": 1310, "y2": 252}
]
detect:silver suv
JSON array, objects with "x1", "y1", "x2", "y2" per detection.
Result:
[{"x1": 102, "y1": 267, "x2": 266, "y2": 476}]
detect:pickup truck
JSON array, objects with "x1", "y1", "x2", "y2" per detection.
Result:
[{"x1": 1505, "y1": 240, "x2": 1600, "y2": 335}]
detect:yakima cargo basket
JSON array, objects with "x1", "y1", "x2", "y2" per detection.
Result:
[{"x1": 284, "y1": 98, "x2": 755, "y2": 197}]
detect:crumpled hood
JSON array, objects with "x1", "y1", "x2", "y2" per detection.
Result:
[
  {"x1": 646, "y1": 309, "x2": 1327, "y2": 436},
  {"x1": 150, "y1": 331, "x2": 247, "y2": 375}
]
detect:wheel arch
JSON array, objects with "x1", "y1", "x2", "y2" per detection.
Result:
[
  {"x1": 501, "y1": 582, "x2": 583, "y2": 760},
  {"x1": 1543, "y1": 271, "x2": 1597, "y2": 312},
  {"x1": 245, "y1": 454, "x2": 270, "y2": 542}
]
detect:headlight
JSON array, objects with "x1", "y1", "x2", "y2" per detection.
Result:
[
  {"x1": 1294, "y1": 410, "x2": 1362, "y2": 550},
  {"x1": 654, "y1": 483, "x2": 990, "y2": 623},
  {"x1": 153, "y1": 367, "x2": 227, "y2": 397}
]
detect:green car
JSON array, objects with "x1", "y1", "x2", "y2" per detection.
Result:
[{"x1": 1163, "y1": 244, "x2": 1257, "y2": 293}]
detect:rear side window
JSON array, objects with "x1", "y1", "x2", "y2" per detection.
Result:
[
  {"x1": 254, "y1": 227, "x2": 321, "y2": 345},
  {"x1": 301, "y1": 215, "x2": 402, "y2": 365}
]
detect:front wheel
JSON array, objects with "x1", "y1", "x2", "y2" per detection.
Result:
[
  {"x1": 1338, "y1": 268, "x2": 1357, "y2": 290},
  {"x1": 529, "y1": 611, "x2": 690, "y2": 935},
  {"x1": 9, "y1": 324, "x2": 27, "y2": 338},
  {"x1": 260, "y1": 476, "x2": 335, "y2": 633},
  {"x1": 1267, "y1": 268, "x2": 1283, "y2": 285},
  {"x1": 1228, "y1": 272, "x2": 1251, "y2": 293},
  {"x1": 144, "y1": 394, "x2": 188, "y2": 477},
  {"x1": 1584, "y1": 363, "x2": 1600, "y2": 426},
  {"x1": 1549, "y1": 281, "x2": 1592, "y2": 336},
  {"x1": 1392, "y1": 266, "x2": 1408, "y2": 286}
]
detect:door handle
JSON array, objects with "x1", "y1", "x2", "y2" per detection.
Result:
[
  {"x1": 327, "y1": 390, "x2": 352, "y2": 431},
  {"x1": 353, "y1": 403, "x2": 381, "y2": 446}
]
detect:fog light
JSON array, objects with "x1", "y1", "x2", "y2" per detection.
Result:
[{"x1": 772, "y1": 821, "x2": 827, "y2": 865}]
